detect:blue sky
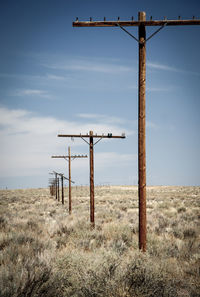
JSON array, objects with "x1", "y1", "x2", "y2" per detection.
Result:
[{"x1": 0, "y1": 0, "x2": 200, "y2": 188}]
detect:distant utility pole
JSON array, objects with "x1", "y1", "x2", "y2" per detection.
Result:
[
  {"x1": 49, "y1": 173, "x2": 54, "y2": 196},
  {"x1": 58, "y1": 131, "x2": 125, "y2": 227},
  {"x1": 52, "y1": 147, "x2": 87, "y2": 213},
  {"x1": 49, "y1": 172, "x2": 59, "y2": 200},
  {"x1": 73, "y1": 13, "x2": 200, "y2": 251},
  {"x1": 49, "y1": 177, "x2": 56, "y2": 196},
  {"x1": 53, "y1": 171, "x2": 60, "y2": 201},
  {"x1": 53, "y1": 171, "x2": 75, "y2": 207}
]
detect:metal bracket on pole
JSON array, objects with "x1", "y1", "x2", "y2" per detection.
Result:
[
  {"x1": 145, "y1": 23, "x2": 167, "y2": 43},
  {"x1": 94, "y1": 137, "x2": 103, "y2": 146},
  {"x1": 117, "y1": 22, "x2": 167, "y2": 44},
  {"x1": 80, "y1": 136, "x2": 90, "y2": 145},
  {"x1": 116, "y1": 23, "x2": 139, "y2": 43}
]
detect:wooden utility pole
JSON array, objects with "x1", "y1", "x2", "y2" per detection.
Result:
[
  {"x1": 73, "y1": 13, "x2": 200, "y2": 251},
  {"x1": 55, "y1": 172, "x2": 58, "y2": 200},
  {"x1": 53, "y1": 171, "x2": 74, "y2": 206},
  {"x1": 58, "y1": 131, "x2": 125, "y2": 227},
  {"x1": 49, "y1": 173, "x2": 57, "y2": 197},
  {"x1": 68, "y1": 146, "x2": 72, "y2": 214},
  {"x1": 57, "y1": 175, "x2": 60, "y2": 202},
  {"x1": 61, "y1": 174, "x2": 64, "y2": 204},
  {"x1": 52, "y1": 147, "x2": 87, "y2": 214},
  {"x1": 49, "y1": 179, "x2": 56, "y2": 196},
  {"x1": 138, "y1": 11, "x2": 146, "y2": 251},
  {"x1": 89, "y1": 131, "x2": 94, "y2": 226}
]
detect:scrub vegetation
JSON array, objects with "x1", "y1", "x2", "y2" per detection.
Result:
[{"x1": 0, "y1": 186, "x2": 199, "y2": 297}]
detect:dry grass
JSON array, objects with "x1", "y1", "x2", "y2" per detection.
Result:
[{"x1": 0, "y1": 186, "x2": 199, "y2": 297}]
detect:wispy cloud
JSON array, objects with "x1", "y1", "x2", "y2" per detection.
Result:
[
  {"x1": 95, "y1": 152, "x2": 137, "y2": 168},
  {"x1": 0, "y1": 72, "x2": 69, "y2": 82},
  {"x1": 147, "y1": 62, "x2": 178, "y2": 72},
  {"x1": 77, "y1": 113, "x2": 127, "y2": 125},
  {"x1": 128, "y1": 85, "x2": 171, "y2": 92},
  {"x1": 146, "y1": 121, "x2": 159, "y2": 130},
  {"x1": 14, "y1": 89, "x2": 52, "y2": 99},
  {"x1": 147, "y1": 61, "x2": 200, "y2": 75},
  {"x1": 0, "y1": 106, "x2": 131, "y2": 177},
  {"x1": 45, "y1": 74, "x2": 67, "y2": 80},
  {"x1": 146, "y1": 86, "x2": 172, "y2": 92},
  {"x1": 43, "y1": 57, "x2": 133, "y2": 74}
]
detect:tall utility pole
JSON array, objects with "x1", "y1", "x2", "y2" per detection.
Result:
[
  {"x1": 73, "y1": 13, "x2": 200, "y2": 251},
  {"x1": 58, "y1": 131, "x2": 125, "y2": 227},
  {"x1": 52, "y1": 147, "x2": 87, "y2": 214},
  {"x1": 68, "y1": 147, "x2": 72, "y2": 213},
  {"x1": 89, "y1": 131, "x2": 94, "y2": 225},
  {"x1": 138, "y1": 12, "x2": 146, "y2": 252}
]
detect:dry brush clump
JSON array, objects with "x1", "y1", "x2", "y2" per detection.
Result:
[{"x1": 0, "y1": 186, "x2": 199, "y2": 297}]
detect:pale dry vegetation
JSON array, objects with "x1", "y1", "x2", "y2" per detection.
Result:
[{"x1": 0, "y1": 186, "x2": 199, "y2": 297}]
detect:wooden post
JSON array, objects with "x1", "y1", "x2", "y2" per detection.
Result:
[
  {"x1": 138, "y1": 11, "x2": 147, "y2": 252},
  {"x1": 61, "y1": 175, "x2": 64, "y2": 205},
  {"x1": 53, "y1": 182, "x2": 56, "y2": 196},
  {"x1": 89, "y1": 130, "x2": 95, "y2": 227},
  {"x1": 57, "y1": 176, "x2": 60, "y2": 202},
  {"x1": 68, "y1": 146, "x2": 72, "y2": 214},
  {"x1": 55, "y1": 173, "x2": 58, "y2": 200}
]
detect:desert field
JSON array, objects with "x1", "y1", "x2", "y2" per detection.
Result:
[{"x1": 0, "y1": 185, "x2": 199, "y2": 297}]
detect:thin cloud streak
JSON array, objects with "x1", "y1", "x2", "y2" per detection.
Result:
[
  {"x1": 76, "y1": 113, "x2": 127, "y2": 125},
  {"x1": 147, "y1": 61, "x2": 200, "y2": 75},
  {"x1": 14, "y1": 89, "x2": 52, "y2": 99},
  {"x1": 0, "y1": 72, "x2": 69, "y2": 82},
  {"x1": 146, "y1": 86, "x2": 172, "y2": 92},
  {"x1": 95, "y1": 152, "x2": 137, "y2": 168},
  {"x1": 43, "y1": 58, "x2": 133, "y2": 74},
  {"x1": 128, "y1": 85, "x2": 171, "y2": 92},
  {"x1": 147, "y1": 62, "x2": 178, "y2": 72}
]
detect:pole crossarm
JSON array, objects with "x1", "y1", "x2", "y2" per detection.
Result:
[
  {"x1": 73, "y1": 19, "x2": 200, "y2": 27},
  {"x1": 58, "y1": 133, "x2": 126, "y2": 139},
  {"x1": 53, "y1": 171, "x2": 75, "y2": 183},
  {"x1": 52, "y1": 155, "x2": 87, "y2": 158},
  {"x1": 58, "y1": 133, "x2": 126, "y2": 147}
]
